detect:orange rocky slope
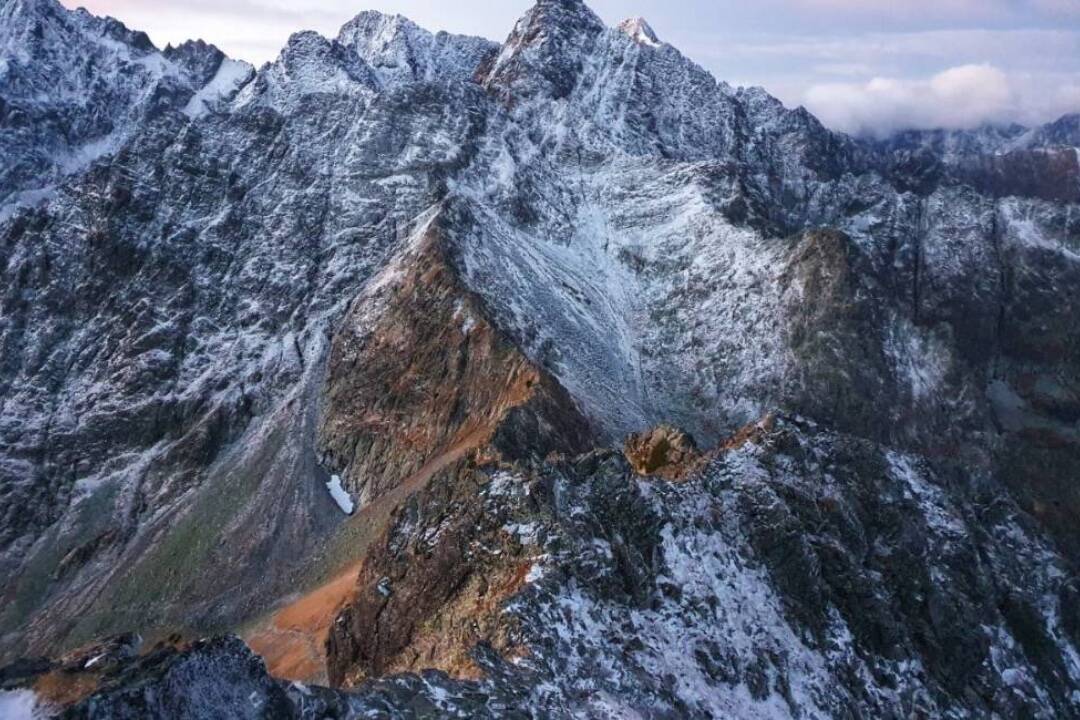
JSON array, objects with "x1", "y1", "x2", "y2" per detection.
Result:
[{"x1": 246, "y1": 221, "x2": 595, "y2": 683}]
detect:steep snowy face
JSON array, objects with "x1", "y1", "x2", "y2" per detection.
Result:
[
  {"x1": 0, "y1": 0, "x2": 251, "y2": 216},
  {"x1": 234, "y1": 14, "x2": 496, "y2": 114},
  {"x1": 443, "y1": 8, "x2": 870, "y2": 442},
  {"x1": 236, "y1": 30, "x2": 381, "y2": 110},
  {"x1": 617, "y1": 17, "x2": 661, "y2": 47},
  {"x1": 482, "y1": 0, "x2": 606, "y2": 102},
  {"x1": 1033, "y1": 113, "x2": 1080, "y2": 147},
  {"x1": 336, "y1": 11, "x2": 497, "y2": 86}
]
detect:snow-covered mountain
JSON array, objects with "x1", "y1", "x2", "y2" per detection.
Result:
[
  {"x1": 0, "y1": 0, "x2": 252, "y2": 220},
  {"x1": 1, "y1": 0, "x2": 1079, "y2": 717}
]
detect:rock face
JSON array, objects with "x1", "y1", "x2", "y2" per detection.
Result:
[
  {"x1": 624, "y1": 424, "x2": 703, "y2": 479},
  {"x1": 322, "y1": 421, "x2": 1080, "y2": 717},
  {"x1": 319, "y1": 224, "x2": 595, "y2": 508},
  {"x1": 0, "y1": 0, "x2": 251, "y2": 217},
  {"x1": 2, "y1": 0, "x2": 1080, "y2": 716}
]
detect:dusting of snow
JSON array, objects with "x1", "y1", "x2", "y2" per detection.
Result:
[
  {"x1": 886, "y1": 451, "x2": 966, "y2": 537},
  {"x1": 884, "y1": 316, "x2": 951, "y2": 401},
  {"x1": 617, "y1": 18, "x2": 661, "y2": 48},
  {"x1": 1001, "y1": 198, "x2": 1080, "y2": 260},
  {"x1": 183, "y1": 58, "x2": 253, "y2": 118}
]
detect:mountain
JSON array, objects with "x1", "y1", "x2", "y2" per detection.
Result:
[
  {"x1": 0, "y1": 0, "x2": 252, "y2": 220},
  {"x1": 1, "y1": 0, "x2": 1079, "y2": 717}
]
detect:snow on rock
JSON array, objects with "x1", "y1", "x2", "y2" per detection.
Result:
[
  {"x1": 182, "y1": 57, "x2": 253, "y2": 118},
  {"x1": 326, "y1": 475, "x2": 355, "y2": 515},
  {"x1": 0, "y1": 690, "x2": 43, "y2": 720},
  {"x1": 617, "y1": 17, "x2": 661, "y2": 47},
  {"x1": 336, "y1": 11, "x2": 497, "y2": 86},
  {"x1": 4, "y1": 1, "x2": 1080, "y2": 716},
  {"x1": 0, "y1": 0, "x2": 242, "y2": 212}
]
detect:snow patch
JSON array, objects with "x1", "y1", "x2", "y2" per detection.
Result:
[
  {"x1": 0, "y1": 186, "x2": 56, "y2": 222},
  {"x1": 618, "y1": 18, "x2": 661, "y2": 48},
  {"x1": 886, "y1": 451, "x2": 966, "y2": 537},
  {"x1": 84, "y1": 653, "x2": 107, "y2": 669},
  {"x1": 184, "y1": 59, "x2": 252, "y2": 118},
  {"x1": 524, "y1": 564, "x2": 545, "y2": 583},
  {"x1": 453, "y1": 299, "x2": 477, "y2": 335},
  {"x1": 326, "y1": 474, "x2": 354, "y2": 515},
  {"x1": 884, "y1": 316, "x2": 950, "y2": 401},
  {"x1": 485, "y1": 470, "x2": 523, "y2": 498},
  {"x1": 0, "y1": 690, "x2": 43, "y2": 720},
  {"x1": 504, "y1": 522, "x2": 540, "y2": 545}
]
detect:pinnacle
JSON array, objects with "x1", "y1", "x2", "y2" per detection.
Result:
[
  {"x1": 525, "y1": 0, "x2": 605, "y2": 34},
  {"x1": 617, "y1": 17, "x2": 660, "y2": 47}
]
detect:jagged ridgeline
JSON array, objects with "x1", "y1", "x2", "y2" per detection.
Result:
[{"x1": 1, "y1": 0, "x2": 1079, "y2": 717}]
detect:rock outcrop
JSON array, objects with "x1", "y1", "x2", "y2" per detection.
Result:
[
  {"x1": 623, "y1": 424, "x2": 704, "y2": 479},
  {"x1": 319, "y1": 223, "x2": 594, "y2": 509}
]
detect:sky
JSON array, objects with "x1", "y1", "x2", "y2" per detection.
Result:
[{"x1": 60, "y1": 0, "x2": 1080, "y2": 136}]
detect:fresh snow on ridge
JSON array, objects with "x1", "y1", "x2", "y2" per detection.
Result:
[{"x1": 183, "y1": 58, "x2": 253, "y2": 118}]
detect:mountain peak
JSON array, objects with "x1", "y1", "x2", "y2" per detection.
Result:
[
  {"x1": 617, "y1": 17, "x2": 660, "y2": 47},
  {"x1": 337, "y1": 9, "x2": 416, "y2": 41},
  {"x1": 335, "y1": 8, "x2": 496, "y2": 85},
  {"x1": 482, "y1": 0, "x2": 604, "y2": 100},
  {"x1": 516, "y1": 0, "x2": 605, "y2": 41}
]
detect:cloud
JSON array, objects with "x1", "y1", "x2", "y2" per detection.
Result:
[
  {"x1": 803, "y1": 64, "x2": 1080, "y2": 135},
  {"x1": 1031, "y1": 0, "x2": 1080, "y2": 18},
  {"x1": 717, "y1": 28, "x2": 1080, "y2": 74},
  {"x1": 787, "y1": 0, "x2": 1013, "y2": 23}
]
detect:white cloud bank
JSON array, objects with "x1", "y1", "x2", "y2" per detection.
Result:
[{"x1": 805, "y1": 64, "x2": 1080, "y2": 136}]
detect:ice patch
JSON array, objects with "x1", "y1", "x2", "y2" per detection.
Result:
[{"x1": 326, "y1": 475, "x2": 354, "y2": 515}]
